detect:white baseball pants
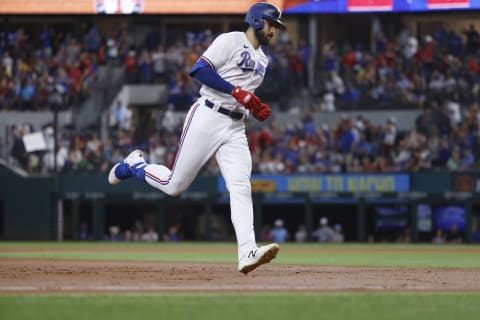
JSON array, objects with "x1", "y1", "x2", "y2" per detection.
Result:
[{"x1": 143, "y1": 99, "x2": 256, "y2": 260}]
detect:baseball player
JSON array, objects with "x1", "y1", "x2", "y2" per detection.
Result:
[{"x1": 108, "y1": 2, "x2": 286, "y2": 274}]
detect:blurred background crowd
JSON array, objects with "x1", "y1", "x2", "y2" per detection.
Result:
[{"x1": 2, "y1": 18, "x2": 480, "y2": 175}]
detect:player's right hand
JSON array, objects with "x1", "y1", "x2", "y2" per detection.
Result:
[{"x1": 231, "y1": 86, "x2": 261, "y2": 110}]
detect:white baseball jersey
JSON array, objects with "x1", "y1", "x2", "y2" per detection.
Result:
[{"x1": 199, "y1": 31, "x2": 269, "y2": 111}]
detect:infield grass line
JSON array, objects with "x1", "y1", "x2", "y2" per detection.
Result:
[{"x1": 0, "y1": 242, "x2": 479, "y2": 268}]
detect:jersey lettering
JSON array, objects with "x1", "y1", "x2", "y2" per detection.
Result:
[
  {"x1": 237, "y1": 51, "x2": 266, "y2": 77},
  {"x1": 237, "y1": 51, "x2": 256, "y2": 72},
  {"x1": 255, "y1": 63, "x2": 266, "y2": 77}
]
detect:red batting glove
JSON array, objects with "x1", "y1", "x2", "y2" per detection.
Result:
[
  {"x1": 251, "y1": 103, "x2": 271, "y2": 122},
  {"x1": 231, "y1": 86, "x2": 261, "y2": 110}
]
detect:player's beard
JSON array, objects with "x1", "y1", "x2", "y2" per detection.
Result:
[{"x1": 255, "y1": 28, "x2": 273, "y2": 46}]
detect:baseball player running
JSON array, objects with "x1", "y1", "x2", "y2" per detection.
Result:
[{"x1": 109, "y1": 2, "x2": 286, "y2": 274}]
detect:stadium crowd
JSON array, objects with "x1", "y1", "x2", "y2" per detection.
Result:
[
  {"x1": 9, "y1": 96, "x2": 480, "y2": 175},
  {"x1": 1, "y1": 20, "x2": 479, "y2": 112},
  {"x1": 108, "y1": 21, "x2": 480, "y2": 112},
  {"x1": 0, "y1": 24, "x2": 104, "y2": 111},
  {"x1": 313, "y1": 23, "x2": 480, "y2": 111},
  {"x1": 3, "y1": 20, "x2": 480, "y2": 174}
]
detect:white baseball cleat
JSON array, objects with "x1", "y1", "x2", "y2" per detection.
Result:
[
  {"x1": 108, "y1": 150, "x2": 146, "y2": 185},
  {"x1": 238, "y1": 243, "x2": 279, "y2": 275}
]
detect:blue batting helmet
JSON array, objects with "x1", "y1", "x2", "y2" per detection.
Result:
[{"x1": 245, "y1": 2, "x2": 286, "y2": 31}]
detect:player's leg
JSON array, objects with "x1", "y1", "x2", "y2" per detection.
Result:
[
  {"x1": 216, "y1": 127, "x2": 255, "y2": 258},
  {"x1": 215, "y1": 124, "x2": 278, "y2": 274},
  {"x1": 109, "y1": 102, "x2": 222, "y2": 196},
  {"x1": 145, "y1": 103, "x2": 225, "y2": 196}
]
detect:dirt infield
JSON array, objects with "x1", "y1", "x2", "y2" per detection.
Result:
[{"x1": 1, "y1": 258, "x2": 480, "y2": 293}]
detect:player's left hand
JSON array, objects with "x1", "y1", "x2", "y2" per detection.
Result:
[
  {"x1": 231, "y1": 86, "x2": 262, "y2": 110},
  {"x1": 251, "y1": 103, "x2": 271, "y2": 122}
]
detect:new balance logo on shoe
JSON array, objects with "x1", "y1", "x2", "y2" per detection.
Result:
[{"x1": 238, "y1": 244, "x2": 279, "y2": 275}]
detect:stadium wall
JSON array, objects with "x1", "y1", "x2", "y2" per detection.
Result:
[{"x1": 1, "y1": 168, "x2": 479, "y2": 242}]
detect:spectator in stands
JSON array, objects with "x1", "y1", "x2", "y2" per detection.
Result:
[
  {"x1": 141, "y1": 227, "x2": 159, "y2": 242},
  {"x1": 123, "y1": 229, "x2": 133, "y2": 241},
  {"x1": 85, "y1": 26, "x2": 101, "y2": 54},
  {"x1": 2, "y1": 50, "x2": 14, "y2": 78},
  {"x1": 20, "y1": 78, "x2": 35, "y2": 110},
  {"x1": 164, "y1": 225, "x2": 181, "y2": 242},
  {"x1": 331, "y1": 224, "x2": 345, "y2": 243},
  {"x1": 432, "y1": 228, "x2": 446, "y2": 244},
  {"x1": 137, "y1": 49, "x2": 153, "y2": 84},
  {"x1": 319, "y1": 73, "x2": 341, "y2": 111},
  {"x1": 106, "y1": 35, "x2": 121, "y2": 66},
  {"x1": 313, "y1": 217, "x2": 334, "y2": 243},
  {"x1": 446, "y1": 224, "x2": 463, "y2": 244},
  {"x1": 400, "y1": 27, "x2": 418, "y2": 67},
  {"x1": 110, "y1": 100, "x2": 125, "y2": 130},
  {"x1": 124, "y1": 49, "x2": 138, "y2": 83},
  {"x1": 268, "y1": 219, "x2": 289, "y2": 243},
  {"x1": 462, "y1": 24, "x2": 480, "y2": 56},
  {"x1": 322, "y1": 41, "x2": 338, "y2": 73},
  {"x1": 297, "y1": 38, "x2": 310, "y2": 87},
  {"x1": 9, "y1": 125, "x2": 25, "y2": 166},
  {"x1": 382, "y1": 116, "x2": 397, "y2": 154},
  {"x1": 342, "y1": 81, "x2": 361, "y2": 109},
  {"x1": 459, "y1": 148, "x2": 475, "y2": 171},
  {"x1": 294, "y1": 224, "x2": 307, "y2": 243},
  {"x1": 152, "y1": 45, "x2": 166, "y2": 83},
  {"x1": 108, "y1": 225, "x2": 122, "y2": 242},
  {"x1": 446, "y1": 147, "x2": 461, "y2": 171},
  {"x1": 447, "y1": 29, "x2": 463, "y2": 57},
  {"x1": 397, "y1": 227, "x2": 411, "y2": 243},
  {"x1": 79, "y1": 222, "x2": 90, "y2": 241}
]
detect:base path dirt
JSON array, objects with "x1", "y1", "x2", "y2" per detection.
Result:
[{"x1": 1, "y1": 259, "x2": 480, "y2": 293}]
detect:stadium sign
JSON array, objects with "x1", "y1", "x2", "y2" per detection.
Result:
[{"x1": 218, "y1": 174, "x2": 410, "y2": 193}]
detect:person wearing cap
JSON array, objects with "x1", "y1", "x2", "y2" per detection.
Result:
[
  {"x1": 268, "y1": 219, "x2": 289, "y2": 243},
  {"x1": 383, "y1": 116, "x2": 397, "y2": 153},
  {"x1": 312, "y1": 217, "x2": 334, "y2": 243},
  {"x1": 331, "y1": 224, "x2": 345, "y2": 243}
]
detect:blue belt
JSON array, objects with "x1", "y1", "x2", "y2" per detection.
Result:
[{"x1": 205, "y1": 99, "x2": 244, "y2": 121}]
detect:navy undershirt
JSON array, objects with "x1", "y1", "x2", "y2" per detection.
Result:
[{"x1": 189, "y1": 59, "x2": 234, "y2": 94}]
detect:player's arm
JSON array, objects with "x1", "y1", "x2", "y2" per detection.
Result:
[
  {"x1": 189, "y1": 58, "x2": 260, "y2": 109},
  {"x1": 188, "y1": 58, "x2": 234, "y2": 94},
  {"x1": 189, "y1": 59, "x2": 270, "y2": 121}
]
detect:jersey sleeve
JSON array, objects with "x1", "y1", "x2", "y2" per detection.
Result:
[{"x1": 200, "y1": 33, "x2": 235, "y2": 70}]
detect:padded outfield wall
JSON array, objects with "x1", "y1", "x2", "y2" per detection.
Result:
[{"x1": 1, "y1": 167, "x2": 480, "y2": 242}]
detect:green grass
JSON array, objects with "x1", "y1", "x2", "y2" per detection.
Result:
[
  {"x1": 1, "y1": 242, "x2": 480, "y2": 268},
  {"x1": 1, "y1": 293, "x2": 479, "y2": 320},
  {"x1": 0, "y1": 249, "x2": 236, "y2": 263}
]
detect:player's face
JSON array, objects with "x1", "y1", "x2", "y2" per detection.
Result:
[{"x1": 255, "y1": 20, "x2": 278, "y2": 46}]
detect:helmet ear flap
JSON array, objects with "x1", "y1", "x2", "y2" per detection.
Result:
[{"x1": 252, "y1": 17, "x2": 263, "y2": 28}]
